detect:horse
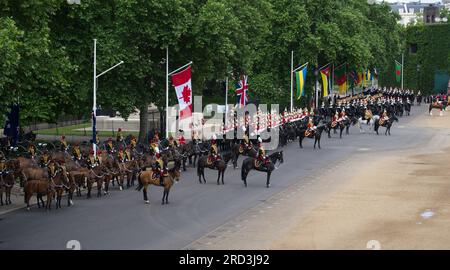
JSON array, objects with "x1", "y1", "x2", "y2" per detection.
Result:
[
  {"x1": 196, "y1": 152, "x2": 232, "y2": 185},
  {"x1": 298, "y1": 124, "x2": 326, "y2": 149},
  {"x1": 0, "y1": 165, "x2": 16, "y2": 206},
  {"x1": 241, "y1": 151, "x2": 284, "y2": 188},
  {"x1": 24, "y1": 180, "x2": 54, "y2": 211},
  {"x1": 374, "y1": 115, "x2": 399, "y2": 136},
  {"x1": 357, "y1": 116, "x2": 377, "y2": 133},
  {"x1": 51, "y1": 165, "x2": 71, "y2": 209},
  {"x1": 136, "y1": 160, "x2": 181, "y2": 205},
  {"x1": 429, "y1": 102, "x2": 446, "y2": 116}
]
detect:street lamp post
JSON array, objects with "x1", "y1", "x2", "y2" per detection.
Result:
[
  {"x1": 92, "y1": 39, "x2": 124, "y2": 158},
  {"x1": 314, "y1": 68, "x2": 319, "y2": 109},
  {"x1": 416, "y1": 64, "x2": 421, "y2": 92}
]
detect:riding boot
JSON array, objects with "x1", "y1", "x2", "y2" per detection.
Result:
[{"x1": 160, "y1": 177, "x2": 164, "y2": 186}]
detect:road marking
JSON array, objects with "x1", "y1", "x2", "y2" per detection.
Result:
[
  {"x1": 421, "y1": 209, "x2": 434, "y2": 219},
  {"x1": 358, "y1": 148, "x2": 371, "y2": 151}
]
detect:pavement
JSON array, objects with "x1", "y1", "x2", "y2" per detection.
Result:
[{"x1": 0, "y1": 105, "x2": 446, "y2": 250}]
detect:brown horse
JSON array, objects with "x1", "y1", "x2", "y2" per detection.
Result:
[
  {"x1": 52, "y1": 165, "x2": 71, "y2": 209},
  {"x1": 24, "y1": 180, "x2": 55, "y2": 211},
  {"x1": 1, "y1": 167, "x2": 15, "y2": 206},
  {"x1": 136, "y1": 161, "x2": 181, "y2": 205}
]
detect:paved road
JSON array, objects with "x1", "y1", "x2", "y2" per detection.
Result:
[{"x1": 0, "y1": 106, "x2": 432, "y2": 249}]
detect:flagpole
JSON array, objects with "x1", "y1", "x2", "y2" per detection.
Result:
[
  {"x1": 93, "y1": 39, "x2": 97, "y2": 158},
  {"x1": 225, "y1": 77, "x2": 228, "y2": 129},
  {"x1": 331, "y1": 63, "x2": 334, "y2": 96},
  {"x1": 401, "y1": 52, "x2": 404, "y2": 90},
  {"x1": 166, "y1": 47, "x2": 169, "y2": 138},
  {"x1": 290, "y1": 51, "x2": 294, "y2": 112}
]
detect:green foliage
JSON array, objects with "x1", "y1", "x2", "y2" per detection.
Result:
[
  {"x1": 0, "y1": 0, "x2": 404, "y2": 138},
  {"x1": 400, "y1": 23, "x2": 450, "y2": 94}
]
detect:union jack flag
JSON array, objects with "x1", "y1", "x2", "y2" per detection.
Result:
[{"x1": 235, "y1": 75, "x2": 249, "y2": 108}]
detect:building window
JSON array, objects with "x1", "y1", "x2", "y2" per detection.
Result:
[
  {"x1": 420, "y1": 8, "x2": 424, "y2": 13},
  {"x1": 409, "y1": 8, "x2": 414, "y2": 13},
  {"x1": 399, "y1": 8, "x2": 404, "y2": 13}
]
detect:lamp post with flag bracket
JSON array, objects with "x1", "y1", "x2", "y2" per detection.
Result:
[{"x1": 92, "y1": 39, "x2": 124, "y2": 158}]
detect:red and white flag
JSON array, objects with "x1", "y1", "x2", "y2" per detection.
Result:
[{"x1": 172, "y1": 66, "x2": 192, "y2": 120}]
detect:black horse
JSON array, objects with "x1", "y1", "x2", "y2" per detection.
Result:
[
  {"x1": 196, "y1": 152, "x2": 232, "y2": 185},
  {"x1": 299, "y1": 124, "x2": 326, "y2": 149},
  {"x1": 241, "y1": 151, "x2": 283, "y2": 188},
  {"x1": 374, "y1": 115, "x2": 399, "y2": 136}
]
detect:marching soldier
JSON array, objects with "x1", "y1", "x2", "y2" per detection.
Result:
[{"x1": 60, "y1": 135, "x2": 69, "y2": 152}]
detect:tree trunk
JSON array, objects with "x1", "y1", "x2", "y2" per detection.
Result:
[{"x1": 138, "y1": 104, "x2": 149, "y2": 144}]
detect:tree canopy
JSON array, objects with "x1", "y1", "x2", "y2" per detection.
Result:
[{"x1": 0, "y1": 0, "x2": 404, "y2": 138}]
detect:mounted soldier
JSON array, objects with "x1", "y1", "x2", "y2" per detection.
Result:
[
  {"x1": 117, "y1": 146, "x2": 127, "y2": 163},
  {"x1": 152, "y1": 152, "x2": 167, "y2": 186},
  {"x1": 106, "y1": 138, "x2": 115, "y2": 154},
  {"x1": 331, "y1": 112, "x2": 338, "y2": 128},
  {"x1": 177, "y1": 129, "x2": 186, "y2": 146},
  {"x1": 116, "y1": 128, "x2": 124, "y2": 143},
  {"x1": 39, "y1": 150, "x2": 51, "y2": 168},
  {"x1": 125, "y1": 145, "x2": 133, "y2": 161},
  {"x1": 129, "y1": 135, "x2": 137, "y2": 149},
  {"x1": 167, "y1": 135, "x2": 177, "y2": 149},
  {"x1": 87, "y1": 149, "x2": 100, "y2": 169},
  {"x1": 60, "y1": 135, "x2": 69, "y2": 152},
  {"x1": 150, "y1": 134, "x2": 159, "y2": 154},
  {"x1": 240, "y1": 127, "x2": 253, "y2": 153},
  {"x1": 208, "y1": 135, "x2": 220, "y2": 165},
  {"x1": 72, "y1": 142, "x2": 82, "y2": 161},
  {"x1": 305, "y1": 118, "x2": 316, "y2": 137},
  {"x1": 255, "y1": 137, "x2": 268, "y2": 169},
  {"x1": 364, "y1": 107, "x2": 373, "y2": 125},
  {"x1": 28, "y1": 142, "x2": 36, "y2": 159},
  {"x1": 379, "y1": 110, "x2": 389, "y2": 125}
]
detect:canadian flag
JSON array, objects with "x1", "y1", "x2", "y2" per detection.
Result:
[{"x1": 172, "y1": 66, "x2": 192, "y2": 120}]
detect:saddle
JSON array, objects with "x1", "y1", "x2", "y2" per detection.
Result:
[
  {"x1": 254, "y1": 157, "x2": 269, "y2": 169},
  {"x1": 304, "y1": 130, "x2": 314, "y2": 137},
  {"x1": 379, "y1": 119, "x2": 385, "y2": 126},
  {"x1": 331, "y1": 121, "x2": 337, "y2": 128}
]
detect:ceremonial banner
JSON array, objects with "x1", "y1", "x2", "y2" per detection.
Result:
[
  {"x1": 172, "y1": 66, "x2": 192, "y2": 120},
  {"x1": 295, "y1": 64, "x2": 308, "y2": 100},
  {"x1": 395, "y1": 61, "x2": 402, "y2": 83},
  {"x1": 320, "y1": 65, "x2": 331, "y2": 97},
  {"x1": 334, "y1": 64, "x2": 347, "y2": 94},
  {"x1": 236, "y1": 75, "x2": 249, "y2": 108}
]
